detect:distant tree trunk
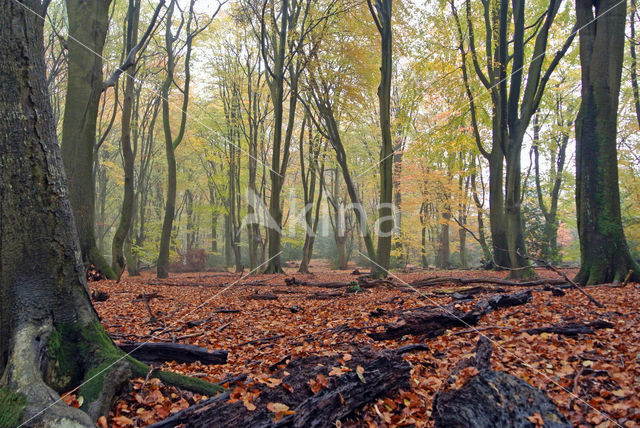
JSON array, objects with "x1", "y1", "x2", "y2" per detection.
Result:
[
  {"x1": 0, "y1": 4, "x2": 220, "y2": 424},
  {"x1": 224, "y1": 214, "x2": 233, "y2": 267},
  {"x1": 157, "y1": 0, "x2": 198, "y2": 278},
  {"x1": 368, "y1": 0, "x2": 394, "y2": 278},
  {"x1": 298, "y1": 120, "x2": 325, "y2": 274},
  {"x1": 245, "y1": 60, "x2": 265, "y2": 271},
  {"x1": 312, "y1": 93, "x2": 377, "y2": 264},
  {"x1": 574, "y1": 0, "x2": 640, "y2": 285},
  {"x1": 436, "y1": 211, "x2": 451, "y2": 269},
  {"x1": 533, "y1": 112, "x2": 570, "y2": 264},
  {"x1": 61, "y1": 0, "x2": 116, "y2": 279},
  {"x1": 420, "y1": 203, "x2": 429, "y2": 267},
  {"x1": 470, "y1": 168, "x2": 493, "y2": 264}
]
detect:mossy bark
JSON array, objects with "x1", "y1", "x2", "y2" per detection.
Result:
[
  {"x1": 574, "y1": 0, "x2": 640, "y2": 285},
  {"x1": 0, "y1": 3, "x2": 222, "y2": 426},
  {"x1": 60, "y1": 0, "x2": 116, "y2": 280}
]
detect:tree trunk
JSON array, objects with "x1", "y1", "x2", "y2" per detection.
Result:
[
  {"x1": 61, "y1": 0, "x2": 116, "y2": 280},
  {"x1": 436, "y1": 212, "x2": 451, "y2": 269},
  {"x1": 224, "y1": 214, "x2": 233, "y2": 267},
  {"x1": 313, "y1": 94, "x2": 377, "y2": 265},
  {"x1": 0, "y1": 5, "x2": 221, "y2": 425},
  {"x1": 504, "y1": 131, "x2": 534, "y2": 279},
  {"x1": 488, "y1": 145, "x2": 509, "y2": 268},
  {"x1": 574, "y1": 0, "x2": 640, "y2": 285},
  {"x1": 369, "y1": 0, "x2": 394, "y2": 278},
  {"x1": 630, "y1": 0, "x2": 640, "y2": 128},
  {"x1": 112, "y1": 0, "x2": 140, "y2": 276},
  {"x1": 458, "y1": 227, "x2": 467, "y2": 268},
  {"x1": 157, "y1": 0, "x2": 197, "y2": 278}
]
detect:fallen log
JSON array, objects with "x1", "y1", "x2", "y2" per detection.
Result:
[
  {"x1": 522, "y1": 319, "x2": 614, "y2": 336},
  {"x1": 411, "y1": 276, "x2": 567, "y2": 288},
  {"x1": 147, "y1": 349, "x2": 411, "y2": 428},
  {"x1": 248, "y1": 293, "x2": 279, "y2": 300},
  {"x1": 306, "y1": 292, "x2": 344, "y2": 300},
  {"x1": 369, "y1": 290, "x2": 532, "y2": 341},
  {"x1": 433, "y1": 337, "x2": 570, "y2": 428},
  {"x1": 117, "y1": 342, "x2": 228, "y2": 365}
]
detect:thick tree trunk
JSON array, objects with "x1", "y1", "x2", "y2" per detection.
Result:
[
  {"x1": 574, "y1": 0, "x2": 640, "y2": 285},
  {"x1": 0, "y1": 5, "x2": 221, "y2": 425},
  {"x1": 61, "y1": 0, "x2": 116, "y2": 280}
]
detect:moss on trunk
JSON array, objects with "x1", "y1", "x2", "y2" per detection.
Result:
[{"x1": 0, "y1": 387, "x2": 26, "y2": 428}]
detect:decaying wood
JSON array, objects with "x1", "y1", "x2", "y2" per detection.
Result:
[
  {"x1": 147, "y1": 349, "x2": 411, "y2": 428},
  {"x1": 433, "y1": 337, "x2": 570, "y2": 427},
  {"x1": 410, "y1": 276, "x2": 567, "y2": 288},
  {"x1": 117, "y1": 342, "x2": 228, "y2": 365},
  {"x1": 522, "y1": 319, "x2": 614, "y2": 336},
  {"x1": 369, "y1": 290, "x2": 532, "y2": 341},
  {"x1": 284, "y1": 276, "x2": 393, "y2": 289},
  {"x1": 248, "y1": 293, "x2": 279, "y2": 300}
]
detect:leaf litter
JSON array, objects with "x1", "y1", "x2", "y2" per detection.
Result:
[{"x1": 85, "y1": 267, "x2": 640, "y2": 427}]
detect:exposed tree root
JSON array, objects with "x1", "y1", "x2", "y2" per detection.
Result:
[{"x1": 1, "y1": 320, "x2": 223, "y2": 427}]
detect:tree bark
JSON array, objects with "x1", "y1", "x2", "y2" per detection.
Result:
[
  {"x1": 157, "y1": 0, "x2": 200, "y2": 278},
  {"x1": 0, "y1": 4, "x2": 221, "y2": 425},
  {"x1": 368, "y1": 0, "x2": 394, "y2": 278},
  {"x1": 112, "y1": 0, "x2": 140, "y2": 276},
  {"x1": 61, "y1": 0, "x2": 116, "y2": 280},
  {"x1": 630, "y1": 0, "x2": 640, "y2": 128},
  {"x1": 574, "y1": 0, "x2": 640, "y2": 285}
]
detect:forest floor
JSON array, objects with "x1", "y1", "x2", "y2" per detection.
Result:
[{"x1": 82, "y1": 263, "x2": 640, "y2": 427}]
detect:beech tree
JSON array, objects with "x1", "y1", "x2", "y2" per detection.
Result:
[
  {"x1": 156, "y1": 0, "x2": 219, "y2": 278},
  {"x1": 574, "y1": 0, "x2": 640, "y2": 284},
  {"x1": 0, "y1": 2, "x2": 220, "y2": 425},
  {"x1": 367, "y1": 0, "x2": 394, "y2": 277},
  {"x1": 451, "y1": 0, "x2": 575, "y2": 277},
  {"x1": 61, "y1": 0, "x2": 115, "y2": 279},
  {"x1": 110, "y1": 0, "x2": 164, "y2": 276}
]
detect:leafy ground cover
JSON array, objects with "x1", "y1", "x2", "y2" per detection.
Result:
[{"x1": 79, "y1": 265, "x2": 639, "y2": 427}]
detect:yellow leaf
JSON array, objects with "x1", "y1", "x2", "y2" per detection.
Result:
[{"x1": 267, "y1": 402, "x2": 290, "y2": 413}]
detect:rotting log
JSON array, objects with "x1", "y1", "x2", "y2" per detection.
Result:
[
  {"x1": 410, "y1": 276, "x2": 567, "y2": 288},
  {"x1": 117, "y1": 343, "x2": 228, "y2": 365},
  {"x1": 369, "y1": 290, "x2": 532, "y2": 341},
  {"x1": 147, "y1": 349, "x2": 411, "y2": 428},
  {"x1": 522, "y1": 319, "x2": 614, "y2": 336},
  {"x1": 433, "y1": 337, "x2": 570, "y2": 427}
]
